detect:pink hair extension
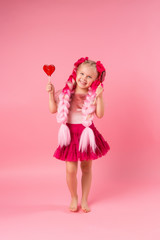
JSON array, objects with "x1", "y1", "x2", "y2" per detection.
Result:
[
  {"x1": 79, "y1": 87, "x2": 97, "y2": 152},
  {"x1": 56, "y1": 83, "x2": 74, "y2": 147},
  {"x1": 56, "y1": 89, "x2": 71, "y2": 123},
  {"x1": 81, "y1": 88, "x2": 96, "y2": 127},
  {"x1": 79, "y1": 127, "x2": 96, "y2": 153},
  {"x1": 58, "y1": 123, "x2": 71, "y2": 147}
]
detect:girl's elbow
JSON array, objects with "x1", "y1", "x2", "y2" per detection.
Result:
[
  {"x1": 96, "y1": 112, "x2": 104, "y2": 118},
  {"x1": 51, "y1": 110, "x2": 57, "y2": 114},
  {"x1": 49, "y1": 107, "x2": 57, "y2": 114}
]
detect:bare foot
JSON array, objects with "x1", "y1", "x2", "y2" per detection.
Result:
[
  {"x1": 69, "y1": 196, "x2": 78, "y2": 212},
  {"x1": 81, "y1": 199, "x2": 91, "y2": 213}
]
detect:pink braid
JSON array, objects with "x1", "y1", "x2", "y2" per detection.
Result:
[{"x1": 79, "y1": 87, "x2": 97, "y2": 152}]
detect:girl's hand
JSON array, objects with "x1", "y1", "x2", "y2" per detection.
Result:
[
  {"x1": 95, "y1": 84, "x2": 104, "y2": 118},
  {"x1": 46, "y1": 82, "x2": 55, "y2": 94},
  {"x1": 96, "y1": 84, "x2": 104, "y2": 98}
]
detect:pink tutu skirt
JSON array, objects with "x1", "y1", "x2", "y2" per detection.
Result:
[{"x1": 53, "y1": 123, "x2": 110, "y2": 161}]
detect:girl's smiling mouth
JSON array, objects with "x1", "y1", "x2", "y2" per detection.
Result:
[{"x1": 79, "y1": 79, "x2": 87, "y2": 85}]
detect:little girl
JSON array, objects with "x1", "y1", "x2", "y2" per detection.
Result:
[{"x1": 46, "y1": 57, "x2": 110, "y2": 213}]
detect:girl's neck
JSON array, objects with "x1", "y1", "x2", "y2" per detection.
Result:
[{"x1": 74, "y1": 85, "x2": 88, "y2": 94}]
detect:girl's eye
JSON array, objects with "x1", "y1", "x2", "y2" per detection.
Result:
[
  {"x1": 87, "y1": 76, "x2": 92, "y2": 78},
  {"x1": 80, "y1": 73, "x2": 84, "y2": 75}
]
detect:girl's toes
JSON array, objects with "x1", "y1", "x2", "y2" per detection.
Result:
[
  {"x1": 81, "y1": 200, "x2": 91, "y2": 213},
  {"x1": 82, "y1": 207, "x2": 90, "y2": 213}
]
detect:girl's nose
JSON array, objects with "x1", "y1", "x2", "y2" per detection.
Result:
[{"x1": 82, "y1": 75, "x2": 87, "y2": 81}]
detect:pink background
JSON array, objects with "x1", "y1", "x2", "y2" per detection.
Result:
[{"x1": 0, "y1": 0, "x2": 160, "y2": 239}]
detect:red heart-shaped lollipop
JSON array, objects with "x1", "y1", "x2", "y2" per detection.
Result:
[{"x1": 43, "y1": 65, "x2": 55, "y2": 76}]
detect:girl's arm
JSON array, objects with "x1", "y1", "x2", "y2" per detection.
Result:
[
  {"x1": 49, "y1": 92, "x2": 57, "y2": 113},
  {"x1": 95, "y1": 85, "x2": 104, "y2": 118},
  {"x1": 46, "y1": 82, "x2": 57, "y2": 113}
]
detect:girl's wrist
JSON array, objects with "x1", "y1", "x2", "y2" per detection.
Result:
[
  {"x1": 49, "y1": 91, "x2": 55, "y2": 101},
  {"x1": 96, "y1": 92, "x2": 103, "y2": 100},
  {"x1": 49, "y1": 91, "x2": 54, "y2": 95}
]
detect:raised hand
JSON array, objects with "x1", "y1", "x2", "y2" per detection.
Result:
[
  {"x1": 96, "y1": 84, "x2": 104, "y2": 98},
  {"x1": 46, "y1": 82, "x2": 55, "y2": 94}
]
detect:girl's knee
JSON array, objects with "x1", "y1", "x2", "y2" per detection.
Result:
[
  {"x1": 66, "y1": 161, "x2": 78, "y2": 175},
  {"x1": 81, "y1": 161, "x2": 92, "y2": 174}
]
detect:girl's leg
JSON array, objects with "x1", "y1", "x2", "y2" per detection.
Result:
[
  {"x1": 80, "y1": 160, "x2": 93, "y2": 212},
  {"x1": 66, "y1": 161, "x2": 78, "y2": 211}
]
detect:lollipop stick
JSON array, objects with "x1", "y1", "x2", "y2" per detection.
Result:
[{"x1": 48, "y1": 76, "x2": 51, "y2": 83}]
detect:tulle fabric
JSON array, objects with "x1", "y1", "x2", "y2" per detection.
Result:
[{"x1": 53, "y1": 123, "x2": 110, "y2": 161}]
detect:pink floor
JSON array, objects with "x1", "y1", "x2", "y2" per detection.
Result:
[{"x1": 0, "y1": 156, "x2": 159, "y2": 240}]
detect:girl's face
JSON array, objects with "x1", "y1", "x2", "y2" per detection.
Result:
[{"x1": 76, "y1": 64, "x2": 98, "y2": 89}]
